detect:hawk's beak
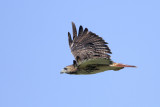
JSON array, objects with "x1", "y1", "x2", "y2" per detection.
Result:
[
  {"x1": 60, "y1": 71, "x2": 64, "y2": 74},
  {"x1": 60, "y1": 69, "x2": 66, "y2": 74}
]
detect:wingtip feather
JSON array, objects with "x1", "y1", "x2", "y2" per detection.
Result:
[
  {"x1": 68, "y1": 32, "x2": 72, "y2": 47},
  {"x1": 71, "y1": 22, "x2": 77, "y2": 40}
]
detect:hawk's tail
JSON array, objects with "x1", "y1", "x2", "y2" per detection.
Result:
[{"x1": 110, "y1": 63, "x2": 136, "y2": 68}]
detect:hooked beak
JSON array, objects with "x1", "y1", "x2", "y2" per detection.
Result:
[{"x1": 60, "y1": 69, "x2": 66, "y2": 74}]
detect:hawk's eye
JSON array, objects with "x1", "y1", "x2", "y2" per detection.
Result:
[{"x1": 64, "y1": 68, "x2": 67, "y2": 70}]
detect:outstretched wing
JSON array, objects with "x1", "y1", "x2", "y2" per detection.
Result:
[{"x1": 68, "y1": 22, "x2": 112, "y2": 64}]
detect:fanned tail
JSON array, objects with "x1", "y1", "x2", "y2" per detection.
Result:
[{"x1": 110, "y1": 63, "x2": 136, "y2": 68}]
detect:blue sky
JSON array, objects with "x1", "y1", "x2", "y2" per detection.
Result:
[{"x1": 0, "y1": 0, "x2": 160, "y2": 107}]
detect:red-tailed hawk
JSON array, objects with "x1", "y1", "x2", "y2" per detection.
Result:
[{"x1": 61, "y1": 22, "x2": 136, "y2": 75}]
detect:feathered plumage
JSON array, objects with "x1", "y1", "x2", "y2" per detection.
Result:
[{"x1": 61, "y1": 22, "x2": 136, "y2": 75}]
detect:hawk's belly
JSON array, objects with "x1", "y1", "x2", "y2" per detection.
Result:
[{"x1": 74, "y1": 65, "x2": 123, "y2": 75}]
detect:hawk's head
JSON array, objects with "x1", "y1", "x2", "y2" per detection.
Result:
[
  {"x1": 61, "y1": 60, "x2": 77, "y2": 74},
  {"x1": 61, "y1": 65, "x2": 77, "y2": 74}
]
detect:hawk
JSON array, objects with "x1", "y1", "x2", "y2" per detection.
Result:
[{"x1": 61, "y1": 22, "x2": 136, "y2": 75}]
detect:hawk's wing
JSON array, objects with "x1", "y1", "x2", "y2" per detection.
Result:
[{"x1": 68, "y1": 22, "x2": 112, "y2": 65}]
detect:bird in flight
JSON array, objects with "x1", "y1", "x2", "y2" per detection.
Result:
[{"x1": 61, "y1": 22, "x2": 136, "y2": 75}]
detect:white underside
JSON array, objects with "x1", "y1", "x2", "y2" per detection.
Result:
[
  {"x1": 74, "y1": 58, "x2": 122, "y2": 75},
  {"x1": 76, "y1": 66, "x2": 121, "y2": 75}
]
